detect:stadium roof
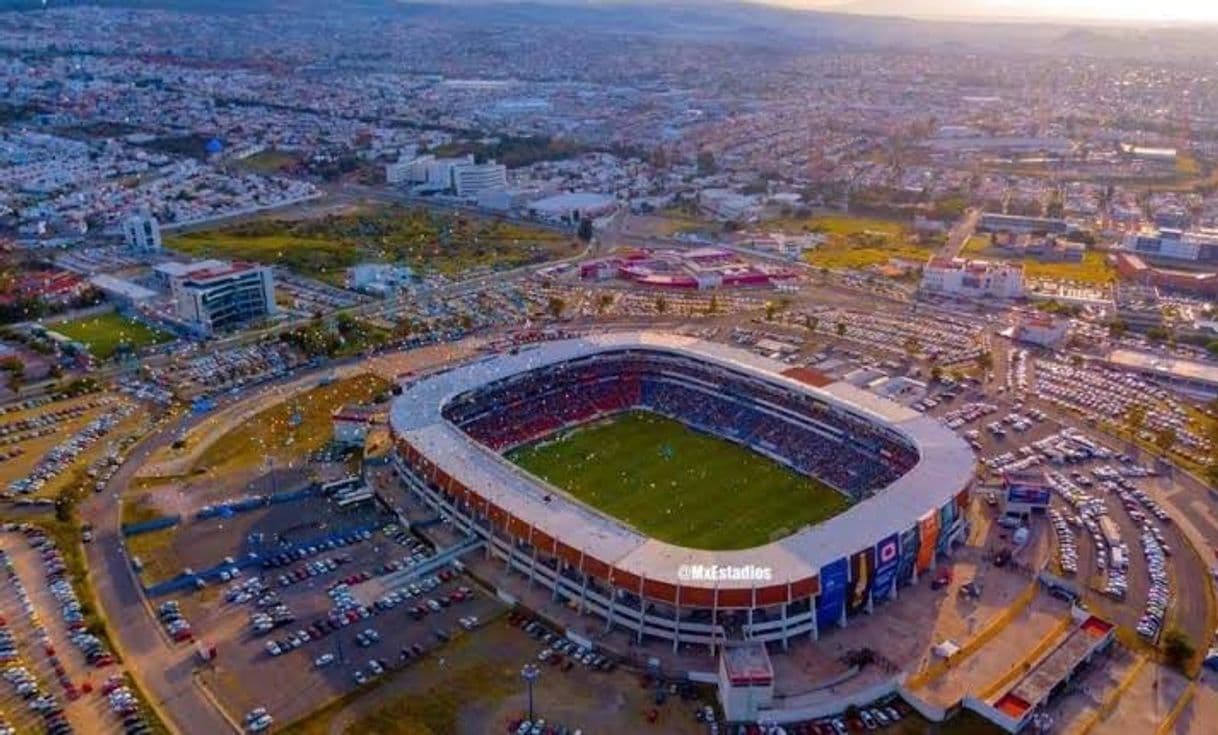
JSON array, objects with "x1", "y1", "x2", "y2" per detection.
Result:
[{"x1": 390, "y1": 331, "x2": 975, "y2": 590}]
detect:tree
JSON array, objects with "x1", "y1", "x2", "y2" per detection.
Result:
[
  {"x1": 975, "y1": 350, "x2": 994, "y2": 373},
  {"x1": 597, "y1": 293, "x2": 614, "y2": 315},
  {"x1": 1154, "y1": 427, "x2": 1177, "y2": 458},
  {"x1": 706, "y1": 294, "x2": 719, "y2": 315},
  {"x1": 903, "y1": 336, "x2": 921, "y2": 358},
  {"x1": 834, "y1": 321, "x2": 847, "y2": 337},
  {"x1": 804, "y1": 314, "x2": 819, "y2": 333},
  {"x1": 1108, "y1": 319, "x2": 1128, "y2": 338},
  {"x1": 547, "y1": 296, "x2": 566, "y2": 319},
  {"x1": 930, "y1": 365, "x2": 944, "y2": 383},
  {"x1": 1125, "y1": 403, "x2": 1147, "y2": 438},
  {"x1": 696, "y1": 149, "x2": 716, "y2": 175},
  {"x1": 1163, "y1": 628, "x2": 1195, "y2": 672},
  {"x1": 654, "y1": 296, "x2": 668, "y2": 315},
  {"x1": 577, "y1": 217, "x2": 594, "y2": 242},
  {"x1": 764, "y1": 301, "x2": 777, "y2": 322}
]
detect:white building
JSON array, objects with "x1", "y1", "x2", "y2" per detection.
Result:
[
  {"x1": 1122, "y1": 227, "x2": 1218, "y2": 263},
  {"x1": 698, "y1": 189, "x2": 760, "y2": 222},
  {"x1": 452, "y1": 160, "x2": 507, "y2": 198},
  {"x1": 171, "y1": 261, "x2": 277, "y2": 334},
  {"x1": 921, "y1": 257, "x2": 1024, "y2": 299},
  {"x1": 1013, "y1": 311, "x2": 1068, "y2": 347},
  {"x1": 717, "y1": 643, "x2": 774, "y2": 723},
  {"x1": 346, "y1": 263, "x2": 414, "y2": 296},
  {"x1": 332, "y1": 405, "x2": 379, "y2": 446},
  {"x1": 153, "y1": 259, "x2": 229, "y2": 289},
  {"x1": 123, "y1": 213, "x2": 162, "y2": 252},
  {"x1": 528, "y1": 191, "x2": 617, "y2": 222}
]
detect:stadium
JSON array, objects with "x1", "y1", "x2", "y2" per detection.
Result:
[{"x1": 389, "y1": 331, "x2": 976, "y2": 649}]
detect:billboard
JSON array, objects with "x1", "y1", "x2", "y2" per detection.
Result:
[
  {"x1": 937, "y1": 501, "x2": 956, "y2": 555},
  {"x1": 871, "y1": 533, "x2": 900, "y2": 603},
  {"x1": 816, "y1": 557, "x2": 849, "y2": 629},
  {"x1": 1007, "y1": 483, "x2": 1051, "y2": 507},
  {"x1": 847, "y1": 547, "x2": 875, "y2": 615},
  {"x1": 917, "y1": 512, "x2": 939, "y2": 573},
  {"x1": 897, "y1": 527, "x2": 919, "y2": 587}
]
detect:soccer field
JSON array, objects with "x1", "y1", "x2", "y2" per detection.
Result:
[
  {"x1": 507, "y1": 410, "x2": 851, "y2": 550},
  {"x1": 50, "y1": 312, "x2": 174, "y2": 359}
]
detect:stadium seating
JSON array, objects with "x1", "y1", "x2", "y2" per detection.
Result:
[{"x1": 442, "y1": 350, "x2": 917, "y2": 496}]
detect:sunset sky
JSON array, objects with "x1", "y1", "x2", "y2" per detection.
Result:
[{"x1": 766, "y1": 0, "x2": 1218, "y2": 23}]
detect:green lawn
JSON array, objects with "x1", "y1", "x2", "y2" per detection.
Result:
[
  {"x1": 50, "y1": 312, "x2": 174, "y2": 359},
  {"x1": 164, "y1": 204, "x2": 576, "y2": 281},
  {"x1": 507, "y1": 411, "x2": 851, "y2": 550}
]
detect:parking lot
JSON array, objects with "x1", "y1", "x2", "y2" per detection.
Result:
[
  {"x1": 189, "y1": 523, "x2": 505, "y2": 730},
  {"x1": 932, "y1": 373, "x2": 1211, "y2": 655},
  {"x1": 0, "y1": 525, "x2": 154, "y2": 735}
]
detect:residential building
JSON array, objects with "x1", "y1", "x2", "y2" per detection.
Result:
[
  {"x1": 921, "y1": 257, "x2": 1024, "y2": 299},
  {"x1": 123, "y1": 212, "x2": 162, "y2": 252},
  {"x1": 171, "y1": 262, "x2": 276, "y2": 334}
]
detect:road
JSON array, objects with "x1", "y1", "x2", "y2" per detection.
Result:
[
  {"x1": 939, "y1": 208, "x2": 982, "y2": 258},
  {"x1": 77, "y1": 381, "x2": 307, "y2": 735}
]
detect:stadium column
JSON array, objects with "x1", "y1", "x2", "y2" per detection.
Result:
[
  {"x1": 709, "y1": 581, "x2": 720, "y2": 656},
  {"x1": 780, "y1": 580, "x2": 791, "y2": 651},
  {"x1": 635, "y1": 576, "x2": 646, "y2": 644},
  {"x1": 604, "y1": 562, "x2": 617, "y2": 633},
  {"x1": 809, "y1": 593, "x2": 819, "y2": 641},
  {"x1": 747, "y1": 582, "x2": 756, "y2": 641},
  {"x1": 672, "y1": 584, "x2": 682, "y2": 654},
  {"x1": 577, "y1": 570, "x2": 588, "y2": 614},
  {"x1": 527, "y1": 531, "x2": 539, "y2": 588}
]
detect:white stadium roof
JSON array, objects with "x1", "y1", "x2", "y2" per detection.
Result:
[{"x1": 390, "y1": 331, "x2": 975, "y2": 589}]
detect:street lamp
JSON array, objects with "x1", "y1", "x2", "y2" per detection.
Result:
[{"x1": 520, "y1": 663, "x2": 540, "y2": 722}]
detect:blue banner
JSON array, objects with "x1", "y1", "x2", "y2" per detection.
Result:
[
  {"x1": 871, "y1": 533, "x2": 900, "y2": 603},
  {"x1": 816, "y1": 557, "x2": 849, "y2": 629},
  {"x1": 897, "y1": 526, "x2": 919, "y2": 587},
  {"x1": 937, "y1": 502, "x2": 956, "y2": 556}
]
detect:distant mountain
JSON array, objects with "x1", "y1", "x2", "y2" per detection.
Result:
[{"x1": 3, "y1": 0, "x2": 1218, "y2": 60}]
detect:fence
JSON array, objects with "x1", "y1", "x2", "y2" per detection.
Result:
[{"x1": 121, "y1": 515, "x2": 181, "y2": 537}]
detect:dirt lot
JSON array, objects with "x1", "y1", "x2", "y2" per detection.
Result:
[
  {"x1": 1170, "y1": 674, "x2": 1218, "y2": 735},
  {"x1": 1084, "y1": 658, "x2": 1188, "y2": 735}
]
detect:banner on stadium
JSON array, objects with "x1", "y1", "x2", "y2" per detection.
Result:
[
  {"x1": 896, "y1": 527, "x2": 918, "y2": 587},
  {"x1": 847, "y1": 547, "x2": 875, "y2": 615},
  {"x1": 871, "y1": 532, "x2": 900, "y2": 602},
  {"x1": 937, "y1": 501, "x2": 956, "y2": 556},
  {"x1": 815, "y1": 557, "x2": 849, "y2": 629},
  {"x1": 916, "y1": 512, "x2": 939, "y2": 573}
]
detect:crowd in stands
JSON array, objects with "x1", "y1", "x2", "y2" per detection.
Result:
[{"x1": 443, "y1": 350, "x2": 917, "y2": 497}]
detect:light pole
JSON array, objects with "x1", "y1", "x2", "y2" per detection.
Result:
[{"x1": 520, "y1": 663, "x2": 540, "y2": 722}]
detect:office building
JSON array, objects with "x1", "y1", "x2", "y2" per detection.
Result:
[
  {"x1": 171, "y1": 262, "x2": 276, "y2": 334},
  {"x1": 452, "y1": 160, "x2": 508, "y2": 197},
  {"x1": 123, "y1": 212, "x2": 162, "y2": 252},
  {"x1": 1121, "y1": 227, "x2": 1218, "y2": 263},
  {"x1": 921, "y1": 257, "x2": 1024, "y2": 299}
]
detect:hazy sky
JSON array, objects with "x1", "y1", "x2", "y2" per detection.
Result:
[{"x1": 775, "y1": 0, "x2": 1218, "y2": 23}]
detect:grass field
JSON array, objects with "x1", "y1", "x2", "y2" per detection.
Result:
[
  {"x1": 507, "y1": 411, "x2": 851, "y2": 550},
  {"x1": 50, "y1": 312, "x2": 174, "y2": 359},
  {"x1": 193, "y1": 373, "x2": 391, "y2": 475},
  {"x1": 771, "y1": 215, "x2": 932, "y2": 271},
  {"x1": 165, "y1": 204, "x2": 576, "y2": 282}
]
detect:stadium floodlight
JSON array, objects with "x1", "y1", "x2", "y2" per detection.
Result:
[{"x1": 521, "y1": 662, "x2": 541, "y2": 721}]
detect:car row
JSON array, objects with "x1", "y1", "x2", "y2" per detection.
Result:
[{"x1": 157, "y1": 601, "x2": 192, "y2": 642}]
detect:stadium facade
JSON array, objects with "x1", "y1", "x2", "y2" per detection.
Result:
[{"x1": 389, "y1": 332, "x2": 976, "y2": 650}]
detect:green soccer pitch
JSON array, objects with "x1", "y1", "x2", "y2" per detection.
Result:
[{"x1": 506, "y1": 410, "x2": 852, "y2": 550}]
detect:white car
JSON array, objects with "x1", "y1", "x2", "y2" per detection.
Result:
[{"x1": 314, "y1": 653, "x2": 335, "y2": 668}]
